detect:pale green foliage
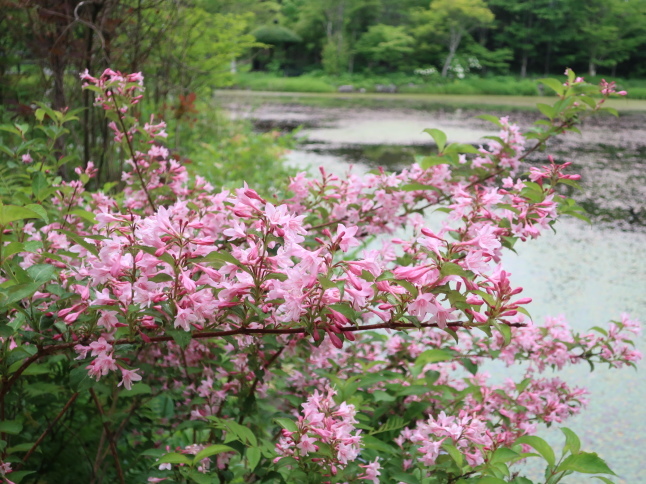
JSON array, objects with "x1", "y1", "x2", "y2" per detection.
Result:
[
  {"x1": 416, "y1": 0, "x2": 495, "y2": 76},
  {"x1": 151, "y1": 7, "x2": 261, "y2": 95},
  {"x1": 573, "y1": 0, "x2": 646, "y2": 75}
]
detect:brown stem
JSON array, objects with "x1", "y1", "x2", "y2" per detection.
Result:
[
  {"x1": 107, "y1": 89, "x2": 157, "y2": 212},
  {"x1": 1, "y1": 320, "x2": 527, "y2": 399},
  {"x1": 19, "y1": 392, "x2": 79, "y2": 468},
  {"x1": 89, "y1": 388, "x2": 125, "y2": 484},
  {"x1": 238, "y1": 346, "x2": 286, "y2": 425}
]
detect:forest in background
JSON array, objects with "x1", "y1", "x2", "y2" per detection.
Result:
[
  {"x1": 2, "y1": 0, "x2": 646, "y2": 186},
  {"x1": 3, "y1": 0, "x2": 646, "y2": 109}
]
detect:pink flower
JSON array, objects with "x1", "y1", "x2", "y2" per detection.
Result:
[
  {"x1": 118, "y1": 367, "x2": 142, "y2": 390},
  {"x1": 358, "y1": 458, "x2": 381, "y2": 483}
]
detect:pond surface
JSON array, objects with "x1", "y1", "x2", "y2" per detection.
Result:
[{"x1": 227, "y1": 99, "x2": 646, "y2": 483}]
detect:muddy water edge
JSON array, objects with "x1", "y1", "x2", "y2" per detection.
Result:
[{"x1": 224, "y1": 95, "x2": 646, "y2": 483}]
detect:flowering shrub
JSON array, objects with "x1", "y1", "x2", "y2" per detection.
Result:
[{"x1": 0, "y1": 68, "x2": 639, "y2": 483}]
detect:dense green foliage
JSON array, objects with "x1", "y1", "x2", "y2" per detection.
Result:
[
  {"x1": 255, "y1": 0, "x2": 646, "y2": 79},
  {"x1": 0, "y1": 0, "x2": 294, "y2": 192}
]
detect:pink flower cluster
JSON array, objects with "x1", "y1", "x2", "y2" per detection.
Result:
[
  {"x1": 3, "y1": 69, "x2": 640, "y2": 482},
  {"x1": 398, "y1": 411, "x2": 492, "y2": 468},
  {"x1": 275, "y1": 388, "x2": 362, "y2": 473}
]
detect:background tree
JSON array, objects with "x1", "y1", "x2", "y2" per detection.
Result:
[{"x1": 415, "y1": 0, "x2": 495, "y2": 77}]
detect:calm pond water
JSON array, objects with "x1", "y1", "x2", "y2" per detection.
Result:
[{"x1": 230, "y1": 99, "x2": 646, "y2": 483}]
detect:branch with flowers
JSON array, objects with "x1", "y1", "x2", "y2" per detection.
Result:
[{"x1": 0, "y1": 68, "x2": 638, "y2": 483}]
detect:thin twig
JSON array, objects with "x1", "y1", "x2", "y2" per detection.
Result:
[
  {"x1": 239, "y1": 346, "x2": 286, "y2": 425},
  {"x1": 89, "y1": 389, "x2": 125, "y2": 484},
  {"x1": 19, "y1": 392, "x2": 79, "y2": 467},
  {"x1": 107, "y1": 89, "x2": 157, "y2": 212},
  {"x1": 1, "y1": 320, "x2": 526, "y2": 398}
]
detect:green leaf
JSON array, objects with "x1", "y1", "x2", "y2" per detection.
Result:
[
  {"x1": 2, "y1": 242, "x2": 25, "y2": 260},
  {"x1": 536, "y1": 103, "x2": 556, "y2": 120},
  {"x1": 7, "y1": 442, "x2": 36, "y2": 453},
  {"x1": 369, "y1": 416, "x2": 406, "y2": 435},
  {"x1": 2, "y1": 470, "x2": 35, "y2": 483},
  {"x1": 247, "y1": 446, "x2": 261, "y2": 470},
  {"x1": 600, "y1": 107, "x2": 619, "y2": 117},
  {"x1": 390, "y1": 471, "x2": 420, "y2": 484},
  {"x1": 154, "y1": 452, "x2": 193, "y2": 466},
  {"x1": 443, "y1": 442, "x2": 463, "y2": 467},
  {"x1": 0, "y1": 282, "x2": 41, "y2": 307},
  {"x1": 418, "y1": 156, "x2": 449, "y2": 169},
  {"x1": 31, "y1": 172, "x2": 49, "y2": 201},
  {"x1": 186, "y1": 470, "x2": 213, "y2": 484},
  {"x1": 439, "y1": 262, "x2": 470, "y2": 278},
  {"x1": 497, "y1": 323, "x2": 512, "y2": 347},
  {"x1": 538, "y1": 78, "x2": 565, "y2": 96},
  {"x1": 423, "y1": 128, "x2": 447, "y2": 152},
  {"x1": 167, "y1": 329, "x2": 192, "y2": 348},
  {"x1": 399, "y1": 182, "x2": 442, "y2": 192},
  {"x1": 361, "y1": 435, "x2": 396, "y2": 455},
  {"x1": 213, "y1": 418, "x2": 258, "y2": 446},
  {"x1": 414, "y1": 349, "x2": 453, "y2": 367},
  {"x1": 193, "y1": 444, "x2": 236, "y2": 464},
  {"x1": 592, "y1": 477, "x2": 615, "y2": 484},
  {"x1": 327, "y1": 303, "x2": 357, "y2": 321},
  {"x1": 201, "y1": 250, "x2": 245, "y2": 267},
  {"x1": 274, "y1": 417, "x2": 298, "y2": 433},
  {"x1": 69, "y1": 209, "x2": 97, "y2": 224},
  {"x1": 147, "y1": 395, "x2": 175, "y2": 419},
  {"x1": 491, "y1": 447, "x2": 521, "y2": 464},
  {"x1": 26, "y1": 264, "x2": 57, "y2": 284},
  {"x1": 0, "y1": 204, "x2": 42, "y2": 225},
  {"x1": 560, "y1": 427, "x2": 581, "y2": 455},
  {"x1": 557, "y1": 452, "x2": 616, "y2": 475},
  {"x1": 515, "y1": 435, "x2": 555, "y2": 466},
  {"x1": 120, "y1": 383, "x2": 151, "y2": 397},
  {"x1": 0, "y1": 420, "x2": 23, "y2": 434},
  {"x1": 477, "y1": 478, "x2": 508, "y2": 484},
  {"x1": 476, "y1": 114, "x2": 503, "y2": 127},
  {"x1": 69, "y1": 365, "x2": 96, "y2": 392}
]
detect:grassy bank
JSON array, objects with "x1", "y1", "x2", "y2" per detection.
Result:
[
  {"x1": 231, "y1": 71, "x2": 646, "y2": 99},
  {"x1": 219, "y1": 89, "x2": 646, "y2": 113}
]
